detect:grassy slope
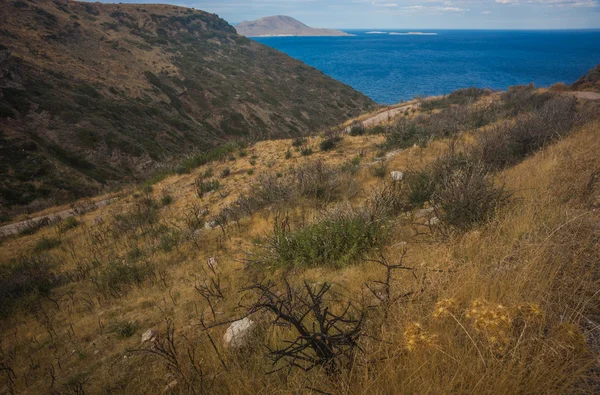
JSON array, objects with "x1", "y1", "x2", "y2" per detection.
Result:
[
  {"x1": 0, "y1": 0, "x2": 374, "y2": 215},
  {"x1": 0, "y1": 88, "x2": 599, "y2": 393}
]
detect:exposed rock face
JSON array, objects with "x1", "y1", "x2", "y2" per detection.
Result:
[
  {"x1": 223, "y1": 318, "x2": 257, "y2": 349},
  {"x1": 236, "y1": 16, "x2": 352, "y2": 37}
]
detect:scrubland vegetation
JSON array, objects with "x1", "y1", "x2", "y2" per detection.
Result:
[{"x1": 1, "y1": 85, "x2": 600, "y2": 394}]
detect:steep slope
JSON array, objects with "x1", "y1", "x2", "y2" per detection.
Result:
[
  {"x1": 0, "y1": 0, "x2": 374, "y2": 215},
  {"x1": 236, "y1": 15, "x2": 352, "y2": 37},
  {"x1": 571, "y1": 64, "x2": 600, "y2": 92}
]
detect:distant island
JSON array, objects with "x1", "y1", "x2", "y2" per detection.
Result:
[{"x1": 235, "y1": 15, "x2": 352, "y2": 37}]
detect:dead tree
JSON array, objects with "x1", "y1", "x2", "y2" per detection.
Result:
[
  {"x1": 246, "y1": 280, "x2": 364, "y2": 375},
  {"x1": 365, "y1": 250, "x2": 420, "y2": 319}
]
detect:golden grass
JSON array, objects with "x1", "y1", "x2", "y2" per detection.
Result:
[{"x1": 1, "y1": 113, "x2": 599, "y2": 393}]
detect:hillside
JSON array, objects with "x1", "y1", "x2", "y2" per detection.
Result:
[
  {"x1": 0, "y1": 77, "x2": 599, "y2": 393},
  {"x1": 572, "y1": 64, "x2": 600, "y2": 92},
  {"x1": 0, "y1": 0, "x2": 374, "y2": 217},
  {"x1": 235, "y1": 15, "x2": 352, "y2": 37}
]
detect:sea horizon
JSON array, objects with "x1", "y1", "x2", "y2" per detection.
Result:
[{"x1": 255, "y1": 29, "x2": 600, "y2": 104}]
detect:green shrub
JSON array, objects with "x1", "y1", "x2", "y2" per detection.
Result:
[
  {"x1": 292, "y1": 136, "x2": 307, "y2": 148},
  {"x1": 285, "y1": 148, "x2": 293, "y2": 159},
  {"x1": 300, "y1": 147, "x2": 313, "y2": 156},
  {"x1": 253, "y1": 212, "x2": 387, "y2": 269},
  {"x1": 249, "y1": 159, "x2": 257, "y2": 166},
  {"x1": 34, "y1": 236, "x2": 61, "y2": 253},
  {"x1": 370, "y1": 163, "x2": 387, "y2": 178},
  {"x1": 221, "y1": 167, "x2": 231, "y2": 178},
  {"x1": 247, "y1": 169, "x2": 255, "y2": 176},
  {"x1": 195, "y1": 178, "x2": 220, "y2": 198},
  {"x1": 349, "y1": 122, "x2": 365, "y2": 136},
  {"x1": 100, "y1": 259, "x2": 154, "y2": 295},
  {"x1": 161, "y1": 193, "x2": 173, "y2": 206},
  {"x1": 320, "y1": 138, "x2": 336, "y2": 152},
  {"x1": 58, "y1": 216, "x2": 79, "y2": 233}
]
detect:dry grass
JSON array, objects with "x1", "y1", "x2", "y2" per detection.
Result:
[{"x1": 0, "y1": 96, "x2": 599, "y2": 394}]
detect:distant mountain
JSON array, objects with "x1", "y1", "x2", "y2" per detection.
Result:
[
  {"x1": 236, "y1": 16, "x2": 352, "y2": 37},
  {"x1": 0, "y1": 1, "x2": 373, "y2": 214}
]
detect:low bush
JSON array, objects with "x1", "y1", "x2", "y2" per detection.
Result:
[
  {"x1": 252, "y1": 210, "x2": 388, "y2": 268},
  {"x1": 34, "y1": 236, "x2": 61, "y2": 253},
  {"x1": 432, "y1": 162, "x2": 509, "y2": 230},
  {"x1": 349, "y1": 122, "x2": 365, "y2": 136},
  {"x1": 99, "y1": 259, "x2": 154, "y2": 295},
  {"x1": 195, "y1": 178, "x2": 220, "y2": 198},
  {"x1": 220, "y1": 167, "x2": 231, "y2": 178},
  {"x1": 471, "y1": 96, "x2": 577, "y2": 170},
  {"x1": 0, "y1": 256, "x2": 58, "y2": 316},
  {"x1": 300, "y1": 147, "x2": 313, "y2": 156},
  {"x1": 57, "y1": 216, "x2": 79, "y2": 233}
]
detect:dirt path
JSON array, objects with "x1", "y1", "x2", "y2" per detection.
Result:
[
  {"x1": 0, "y1": 198, "x2": 118, "y2": 237},
  {"x1": 345, "y1": 102, "x2": 417, "y2": 133},
  {"x1": 569, "y1": 91, "x2": 600, "y2": 100}
]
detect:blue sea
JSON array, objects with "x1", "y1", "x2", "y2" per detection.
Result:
[{"x1": 254, "y1": 30, "x2": 600, "y2": 104}]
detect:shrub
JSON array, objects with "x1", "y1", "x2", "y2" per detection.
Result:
[
  {"x1": 432, "y1": 162, "x2": 509, "y2": 230},
  {"x1": 252, "y1": 211, "x2": 388, "y2": 268},
  {"x1": 238, "y1": 149, "x2": 248, "y2": 157},
  {"x1": 300, "y1": 147, "x2": 313, "y2": 156},
  {"x1": 99, "y1": 259, "x2": 154, "y2": 295},
  {"x1": 349, "y1": 122, "x2": 365, "y2": 136},
  {"x1": 249, "y1": 159, "x2": 257, "y2": 166},
  {"x1": 292, "y1": 136, "x2": 307, "y2": 148},
  {"x1": 221, "y1": 167, "x2": 231, "y2": 178},
  {"x1": 371, "y1": 162, "x2": 387, "y2": 178},
  {"x1": 471, "y1": 96, "x2": 577, "y2": 170},
  {"x1": 385, "y1": 118, "x2": 427, "y2": 149},
  {"x1": 320, "y1": 138, "x2": 336, "y2": 151},
  {"x1": 0, "y1": 256, "x2": 58, "y2": 316},
  {"x1": 247, "y1": 169, "x2": 255, "y2": 176},
  {"x1": 161, "y1": 193, "x2": 173, "y2": 206},
  {"x1": 285, "y1": 148, "x2": 293, "y2": 159},
  {"x1": 58, "y1": 216, "x2": 79, "y2": 233},
  {"x1": 34, "y1": 236, "x2": 61, "y2": 253},
  {"x1": 195, "y1": 178, "x2": 220, "y2": 198}
]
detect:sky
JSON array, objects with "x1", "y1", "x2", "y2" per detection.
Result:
[{"x1": 105, "y1": 0, "x2": 600, "y2": 29}]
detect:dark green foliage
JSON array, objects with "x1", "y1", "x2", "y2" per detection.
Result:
[
  {"x1": 195, "y1": 178, "x2": 220, "y2": 198},
  {"x1": 370, "y1": 163, "x2": 387, "y2": 178},
  {"x1": 58, "y1": 216, "x2": 79, "y2": 233},
  {"x1": 220, "y1": 167, "x2": 231, "y2": 178},
  {"x1": 99, "y1": 259, "x2": 154, "y2": 294},
  {"x1": 0, "y1": 256, "x2": 58, "y2": 316},
  {"x1": 111, "y1": 322, "x2": 137, "y2": 339},
  {"x1": 34, "y1": 236, "x2": 61, "y2": 252},
  {"x1": 349, "y1": 122, "x2": 365, "y2": 136},
  {"x1": 161, "y1": 193, "x2": 173, "y2": 205},
  {"x1": 320, "y1": 138, "x2": 336, "y2": 151},
  {"x1": 300, "y1": 147, "x2": 313, "y2": 156},
  {"x1": 253, "y1": 212, "x2": 388, "y2": 269}
]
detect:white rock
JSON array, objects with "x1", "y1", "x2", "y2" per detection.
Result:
[
  {"x1": 163, "y1": 380, "x2": 178, "y2": 393},
  {"x1": 207, "y1": 257, "x2": 217, "y2": 270},
  {"x1": 223, "y1": 318, "x2": 256, "y2": 349},
  {"x1": 141, "y1": 329, "x2": 157, "y2": 344},
  {"x1": 204, "y1": 220, "x2": 217, "y2": 230},
  {"x1": 428, "y1": 217, "x2": 440, "y2": 226},
  {"x1": 390, "y1": 171, "x2": 404, "y2": 181}
]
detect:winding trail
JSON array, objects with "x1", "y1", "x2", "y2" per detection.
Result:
[{"x1": 0, "y1": 198, "x2": 118, "y2": 237}]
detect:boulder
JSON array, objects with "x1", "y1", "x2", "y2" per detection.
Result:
[
  {"x1": 390, "y1": 171, "x2": 404, "y2": 181},
  {"x1": 223, "y1": 318, "x2": 256, "y2": 349},
  {"x1": 204, "y1": 220, "x2": 217, "y2": 230}
]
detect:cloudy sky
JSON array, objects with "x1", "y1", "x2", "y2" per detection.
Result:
[{"x1": 109, "y1": 0, "x2": 600, "y2": 29}]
